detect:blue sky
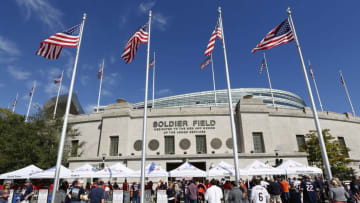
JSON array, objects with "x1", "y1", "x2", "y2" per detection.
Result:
[{"x1": 1, "y1": 0, "x2": 359, "y2": 115}]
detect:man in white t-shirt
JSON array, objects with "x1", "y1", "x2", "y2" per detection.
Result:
[
  {"x1": 205, "y1": 179, "x2": 223, "y2": 203},
  {"x1": 250, "y1": 179, "x2": 270, "y2": 203}
]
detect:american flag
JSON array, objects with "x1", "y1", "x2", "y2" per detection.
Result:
[
  {"x1": 149, "y1": 58, "x2": 155, "y2": 68},
  {"x1": 200, "y1": 56, "x2": 212, "y2": 69},
  {"x1": 121, "y1": 23, "x2": 149, "y2": 64},
  {"x1": 204, "y1": 18, "x2": 222, "y2": 56},
  {"x1": 54, "y1": 74, "x2": 62, "y2": 84},
  {"x1": 259, "y1": 59, "x2": 266, "y2": 74},
  {"x1": 309, "y1": 68, "x2": 314, "y2": 79},
  {"x1": 97, "y1": 65, "x2": 104, "y2": 79},
  {"x1": 29, "y1": 87, "x2": 34, "y2": 96},
  {"x1": 36, "y1": 24, "x2": 81, "y2": 59},
  {"x1": 252, "y1": 19, "x2": 294, "y2": 53},
  {"x1": 340, "y1": 75, "x2": 345, "y2": 87}
]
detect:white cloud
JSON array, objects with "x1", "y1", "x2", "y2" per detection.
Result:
[
  {"x1": 80, "y1": 75, "x2": 89, "y2": 86},
  {"x1": 84, "y1": 104, "x2": 96, "y2": 113},
  {"x1": 0, "y1": 57, "x2": 18, "y2": 64},
  {"x1": 157, "y1": 88, "x2": 172, "y2": 96},
  {"x1": 119, "y1": 14, "x2": 128, "y2": 29},
  {"x1": 102, "y1": 89, "x2": 112, "y2": 97},
  {"x1": 139, "y1": 1, "x2": 156, "y2": 13},
  {"x1": 44, "y1": 83, "x2": 68, "y2": 96},
  {"x1": 15, "y1": 0, "x2": 63, "y2": 31},
  {"x1": 0, "y1": 36, "x2": 21, "y2": 56},
  {"x1": 153, "y1": 13, "x2": 168, "y2": 30},
  {"x1": 110, "y1": 56, "x2": 116, "y2": 64},
  {"x1": 7, "y1": 66, "x2": 31, "y2": 80}
]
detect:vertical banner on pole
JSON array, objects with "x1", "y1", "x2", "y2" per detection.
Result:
[
  {"x1": 140, "y1": 10, "x2": 152, "y2": 203},
  {"x1": 50, "y1": 13, "x2": 87, "y2": 203},
  {"x1": 287, "y1": 8, "x2": 332, "y2": 180},
  {"x1": 97, "y1": 59, "x2": 105, "y2": 112},
  {"x1": 218, "y1": 7, "x2": 241, "y2": 185}
]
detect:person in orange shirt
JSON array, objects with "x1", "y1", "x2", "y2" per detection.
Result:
[{"x1": 279, "y1": 178, "x2": 290, "y2": 203}]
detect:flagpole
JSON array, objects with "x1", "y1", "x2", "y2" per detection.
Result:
[
  {"x1": 51, "y1": 13, "x2": 86, "y2": 203},
  {"x1": 287, "y1": 8, "x2": 332, "y2": 180},
  {"x1": 210, "y1": 54, "x2": 217, "y2": 106},
  {"x1": 97, "y1": 59, "x2": 104, "y2": 112},
  {"x1": 308, "y1": 61, "x2": 324, "y2": 111},
  {"x1": 218, "y1": 7, "x2": 240, "y2": 185},
  {"x1": 25, "y1": 81, "x2": 36, "y2": 122},
  {"x1": 12, "y1": 93, "x2": 18, "y2": 113},
  {"x1": 152, "y1": 52, "x2": 155, "y2": 108},
  {"x1": 53, "y1": 70, "x2": 64, "y2": 119},
  {"x1": 263, "y1": 53, "x2": 275, "y2": 108},
  {"x1": 140, "y1": 10, "x2": 151, "y2": 203},
  {"x1": 340, "y1": 70, "x2": 356, "y2": 116}
]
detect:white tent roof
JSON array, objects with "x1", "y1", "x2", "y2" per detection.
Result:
[
  {"x1": 0, "y1": 165, "x2": 43, "y2": 179},
  {"x1": 30, "y1": 165, "x2": 72, "y2": 179},
  {"x1": 67, "y1": 164, "x2": 98, "y2": 178},
  {"x1": 208, "y1": 161, "x2": 235, "y2": 177},
  {"x1": 169, "y1": 162, "x2": 206, "y2": 177},
  {"x1": 277, "y1": 160, "x2": 323, "y2": 175},
  {"x1": 243, "y1": 160, "x2": 285, "y2": 176},
  {"x1": 130, "y1": 162, "x2": 168, "y2": 177},
  {"x1": 94, "y1": 163, "x2": 134, "y2": 178}
]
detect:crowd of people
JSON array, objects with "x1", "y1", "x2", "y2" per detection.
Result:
[{"x1": 0, "y1": 175, "x2": 360, "y2": 203}]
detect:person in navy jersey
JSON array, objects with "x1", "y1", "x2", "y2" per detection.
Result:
[
  {"x1": 301, "y1": 176, "x2": 317, "y2": 203},
  {"x1": 88, "y1": 181, "x2": 105, "y2": 203},
  {"x1": 20, "y1": 179, "x2": 34, "y2": 202}
]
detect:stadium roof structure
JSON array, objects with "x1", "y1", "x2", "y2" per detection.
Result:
[{"x1": 133, "y1": 88, "x2": 306, "y2": 109}]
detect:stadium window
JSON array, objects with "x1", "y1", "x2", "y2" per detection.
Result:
[
  {"x1": 252, "y1": 132, "x2": 265, "y2": 153},
  {"x1": 296, "y1": 135, "x2": 305, "y2": 151},
  {"x1": 71, "y1": 140, "x2": 79, "y2": 157},
  {"x1": 338, "y1": 137, "x2": 349, "y2": 157},
  {"x1": 109, "y1": 136, "x2": 119, "y2": 156},
  {"x1": 196, "y1": 135, "x2": 207, "y2": 154},
  {"x1": 165, "y1": 136, "x2": 175, "y2": 154}
]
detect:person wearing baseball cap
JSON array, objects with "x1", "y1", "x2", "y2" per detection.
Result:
[
  {"x1": 88, "y1": 181, "x2": 105, "y2": 203},
  {"x1": 20, "y1": 179, "x2": 34, "y2": 202}
]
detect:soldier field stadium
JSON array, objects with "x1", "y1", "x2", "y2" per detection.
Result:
[{"x1": 44, "y1": 87, "x2": 360, "y2": 178}]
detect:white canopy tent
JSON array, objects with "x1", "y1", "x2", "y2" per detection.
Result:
[
  {"x1": 66, "y1": 164, "x2": 98, "y2": 178},
  {"x1": 243, "y1": 160, "x2": 285, "y2": 176},
  {"x1": 130, "y1": 162, "x2": 168, "y2": 178},
  {"x1": 277, "y1": 160, "x2": 322, "y2": 175},
  {"x1": 0, "y1": 165, "x2": 43, "y2": 179},
  {"x1": 208, "y1": 161, "x2": 235, "y2": 177},
  {"x1": 94, "y1": 163, "x2": 134, "y2": 178},
  {"x1": 30, "y1": 165, "x2": 72, "y2": 179},
  {"x1": 169, "y1": 162, "x2": 206, "y2": 177}
]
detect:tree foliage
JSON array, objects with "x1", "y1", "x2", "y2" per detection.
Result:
[
  {"x1": 301, "y1": 129, "x2": 354, "y2": 180},
  {"x1": 0, "y1": 107, "x2": 83, "y2": 174}
]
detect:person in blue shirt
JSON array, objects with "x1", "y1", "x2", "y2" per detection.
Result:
[
  {"x1": 20, "y1": 179, "x2": 34, "y2": 202},
  {"x1": 88, "y1": 181, "x2": 105, "y2": 203},
  {"x1": 301, "y1": 176, "x2": 317, "y2": 203}
]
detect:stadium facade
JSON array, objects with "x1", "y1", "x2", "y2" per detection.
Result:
[{"x1": 65, "y1": 88, "x2": 360, "y2": 176}]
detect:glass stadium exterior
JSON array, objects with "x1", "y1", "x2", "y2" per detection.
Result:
[{"x1": 133, "y1": 88, "x2": 306, "y2": 109}]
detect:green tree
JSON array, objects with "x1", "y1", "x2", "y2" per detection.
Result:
[
  {"x1": 0, "y1": 107, "x2": 84, "y2": 174},
  {"x1": 301, "y1": 129, "x2": 354, "y2": 180}
]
